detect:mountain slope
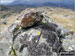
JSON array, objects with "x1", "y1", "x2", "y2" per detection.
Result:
[
  {"x1": 42, "y1": 2, "x2": 74, "y2": 9},
  {"x1": 0, "y1": 5, "x2": 9, "y2": 11}
]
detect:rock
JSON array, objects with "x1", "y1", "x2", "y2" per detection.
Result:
[
  {"x1": 3, "y1": 21, "x2": 7, "y2": 25},
  {"x1": 0, "y1": 21, "x2": 61, "y2": 56},
  {"x1": 17, "y1": 8, "x2": 43, "y2": 28},
  {"x1": 62, "y1": 34, "x2": 75, "y2": 51},
  {"x1": 12, "y1": 22, "x2": 61, "y2": 56},
  {"x1": 0, "y1": 8, "x2": 75, "y2": 56},
  {"x1": 42, "y1": 13, "x2": 53, "y2": 23},
  {"x1": 57, "y1": 24, "x2": 71, "y2": 36},
  {"x1": 0, "y1": 31, "x2": 13, "y2": 56},
  {"x1": 7, "y1": 21, "x2": 20, "y2": 33},
  {"x1": 0, "y1": 9, "x2": 60, "y2": 56},
  {"x1": 0, "y1": 19, "x2": 7, "y2": 25}
]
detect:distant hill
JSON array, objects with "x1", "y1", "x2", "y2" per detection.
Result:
[
  {"x1": 42, "y1": 2, "x2": 74, "y2": 10},
  {"x1": 0, "y1": 0, "x2": 74, "y2": 10},
  {"x1": 1, "y1": 1, "x2": 74, "y2": 11},
  {"x1": 6, "y1": 2, "x2": 74, "y2": 10}
]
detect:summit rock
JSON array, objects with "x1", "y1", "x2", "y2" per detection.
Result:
[{"x1": 17, "y1": 8, "x2": 43, "y2": 28}]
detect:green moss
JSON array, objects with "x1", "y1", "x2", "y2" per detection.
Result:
[
  {"x1": 9, "y1": 45, "x2": 17, "y2": 56},
  {"x1": 41, "y1": 22, "x2": 45, "y2": 24},
  {"x1": 9, "y1": 50, "x2": 12, "y2": 55},
  {"x1": 16, "y1": 25, "x2": 21, "y2": 29},
  {"x1": 13, "y1": 25, "x2": 21, "y2": 35}
]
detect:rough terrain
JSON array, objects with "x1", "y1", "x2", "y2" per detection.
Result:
[
  {"x1": 0, "y1": 7, "x2": 75, "y2": 33},
  {"x1": 0, "y1": 7, "x2": 75, "y2": 56}
]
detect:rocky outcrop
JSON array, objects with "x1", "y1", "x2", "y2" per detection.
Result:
[
  {"x1": 0, "y1": 8, "x2": 75, "y2": 56},
  {"x1": 17, "y1": 8, "x2": 43, "y2": 28}
]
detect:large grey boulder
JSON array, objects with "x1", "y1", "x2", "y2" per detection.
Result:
[
  {"x1": 12, "y1": 22, "x2": 61, "y2": 56},
  {"x1": 0, "y1": 22, "x2": 61, "y2": 56}
]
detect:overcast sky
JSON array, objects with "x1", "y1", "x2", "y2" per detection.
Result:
[
  {"x1": 0, "y1": 0, "x2": 15, "y2": 4},
  {"x1": 0, "y1": 0, "x2": 74, "y2": 4}
]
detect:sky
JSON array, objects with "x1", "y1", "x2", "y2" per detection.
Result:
[
  {"x1": 0, "y1": 0, "x2": 15, "y2": 4},
  {"x1": 0, "y1": 0, "x2": 74, "y2": 4}
]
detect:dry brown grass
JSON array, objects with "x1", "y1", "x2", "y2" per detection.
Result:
[
  {"x1": 50, "y1": 14, "x2": 75, "y2": 32},
  {"x1": 0, "y1": 14, "x2": 18, "y2": 32}
]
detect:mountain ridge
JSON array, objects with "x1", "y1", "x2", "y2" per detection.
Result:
[{"x1": 5, "y1": 2, "x2": 74, "y2": 10}]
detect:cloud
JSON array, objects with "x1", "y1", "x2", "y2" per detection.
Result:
[{"x1": 0, "y1": 0, "x2": 15, "y2": 4}]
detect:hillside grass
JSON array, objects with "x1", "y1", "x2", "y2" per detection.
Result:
[{"x1": 50, "y1": 14, "x2": 75, "y2": 32}]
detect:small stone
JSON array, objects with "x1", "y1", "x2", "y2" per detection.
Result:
[
  {"x1": 3, "y1": 22, "x2": 7, "y2": 25},
  {"x1": 19, "y1": 8, "x2": 43, "y2": 28}
]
